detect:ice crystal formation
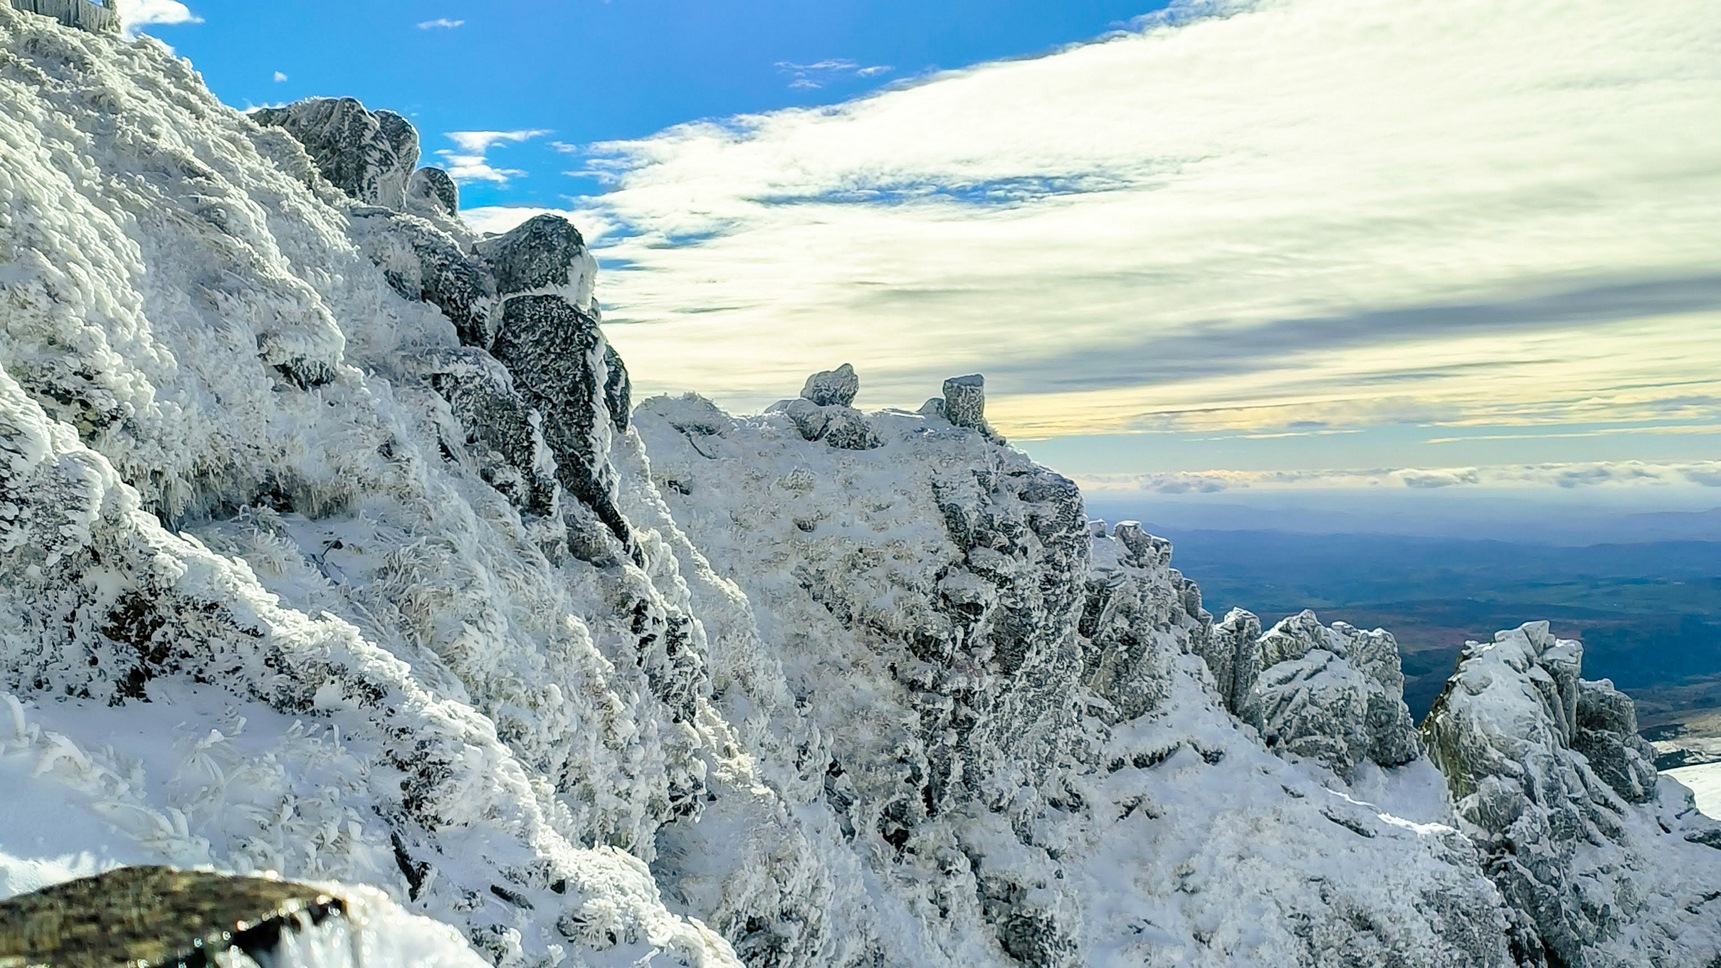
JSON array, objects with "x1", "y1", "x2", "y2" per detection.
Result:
[{"x1": 1, "y1": 8, "x2": 1718, "y2": 966}]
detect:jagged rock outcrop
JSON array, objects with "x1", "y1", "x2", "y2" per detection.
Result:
[
  {"x1": 1243, "y1": 609, "x2": 1421, "y2": 777},
  {"x1": 800, "y1": 364, "x2": 860, "y2": 407},
  {"x1": 476, "y1": 213, "x2": 599, "y2": 312},
  {"x1": 1423, "y1": 623, "x2": 1721, "y2": 967},
  {"x1": 349, "y1": 208, "x2": 494, "y2": 346},
  {"x1": 253, "y1": 98, "x2": 419, "y2": 210},
  {"x1": 1200, "y1": 607, "x2": 1262, "y2": 715},
  {"x1": 491, "y1": 295, "x2": 631, "y2": 552},
  {"x1": 5, "y1": 13, "x2": 1721, "y2": 968},
  {"x1": 408, "y1": 165, "x2": 461, "y2": 219}
]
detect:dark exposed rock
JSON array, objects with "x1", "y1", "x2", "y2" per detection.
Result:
[
  {"x1": 603, "y1": 343, "x2": 631, "y2": 433},
  {"x1": 0, "y1": 866, "x2": 346, "y2": 968},
  {"x1": 491, "y1": 295, "x2": 630, "y2": 552},
  {"x1": 476, "y1": 214, "x2": 596, "y2": 306},
  {"x1": 801, "y1": 364, "x2": 859, "y2": 407},
  {"x1": 1200, "y1": 607, "x2": 1262, "y2": 715},
  {"x1": 942, "y1": 374, "x2": 987, "y2": 430},
  {"x1": 349, "y1": 208, "x2": 494, "y2": 346},
  {"x1": 420, "y1": 347, "x2": 558, "y2": 517},
  {"x1": 252, "y1": 98, "x2": 419, "y2": 210},
  {"x1": 407, "y1": 166, "x2": 459, "y2": 219}
]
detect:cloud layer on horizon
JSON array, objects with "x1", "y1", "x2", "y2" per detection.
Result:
[
  {"x1": 490, "y1": 0, "x2": 1721, "y2": 459},
  {"x1": 1076, "y1": 460, "x2": 1721, "y2": 496}
]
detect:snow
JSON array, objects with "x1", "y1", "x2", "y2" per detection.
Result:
[
  {"x1": 1667, "y1": 762, "x2": 1721, "y2": 819},
  {"x1": 2, "y1": 6, "x2": 1719, "y2": 967}
]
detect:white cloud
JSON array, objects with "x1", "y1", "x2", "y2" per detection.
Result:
[
  {"x1": 272, "y1": 71, "x2": 288, "y2": 83},
  {"x1": 436, "y1": 129, "x2": 551, "y2": 185},
  {"x1": 570, "y1": 0, "x2": 1721, "y2": 467},
  {"x1": 775, "y1": 58, "x2": 894, "y2": 90},
  {"x1": 418, "y1": 17, "x2": 465, "y2": 30},
  {"x1": 1075, "y1": 461, "x2": 1721, "y2": 494},
  {"x1": 116, "y1": 0, "x2": 201, "y2": 37}
]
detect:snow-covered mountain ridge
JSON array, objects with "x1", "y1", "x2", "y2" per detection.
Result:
[{"x1": 1, "y1": 9, "x2": 1717, "y2": 966}]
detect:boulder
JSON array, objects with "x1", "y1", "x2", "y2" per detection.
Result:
[
  {"x1": 406, "y1": 166, "x2": 459, "y2": 219},
  {"x1": 1241, "y1": 610, "x2": 1420, "y2": 776},
  {"x1": 475, "y1": 214, "x2": 597, "y2": 310},
  {"x1": 252, "y1": 98, "x2": 419, "y2": 210},
  {"x1": 800, "y1": 364, "x2": 859, "y2": 407},
  {"x1": 942, "y1": 374, "x2": 987, "y2": 430}
]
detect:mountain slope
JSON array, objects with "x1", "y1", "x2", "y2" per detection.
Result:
[{"x1": 2, "y1": 7, "x2": 1718, "y2": 967}]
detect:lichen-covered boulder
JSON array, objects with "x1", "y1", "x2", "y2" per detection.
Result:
[
  {"x1": 801, "y1": 364, "x2": 860, "y2": 407},
  {"x1": 1240, "y1": 610, "x2": 1420, "y2": 777},
  {"x1": 475, "y1": 214, "x2": 598, "y2": 311},
  {"x1": 252, "y1": 98, "x2": 419, "y2": 210}
]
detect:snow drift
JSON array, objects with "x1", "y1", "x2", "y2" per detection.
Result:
[{"x1": 2, "y1": 7, "x2": 1719, "y2": 967}]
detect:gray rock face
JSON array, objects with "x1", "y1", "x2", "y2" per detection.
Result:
[
  {"x1": 1423, "y1": 623, "x2": 1721, "y2": 966},
  {"x1": 1080, "y1": 522, "x2": 1211, "y2": 721},
  {"x1": 491, "y1": 294, "x2": 630, "y2": 551},
  {"x1": 603, "y1": 343, "x2": 632, "y2": 433},
  {"x1": 1241, "y1": 610, "x2": 1420, "y2": 776},
  {"x1": 1573, "y1": 679, "x2": 1659, "y2": 803},
  {"x1": 801, "y1": 363, "x2": 860, "y2": 407},
  {"x1": 253, "y1": 98, "x2": 419, "y2": 210},
  {"x1": 942, "y1": 374, "x2": 987, "y2": 430},
  {"x1": 1200, "y1": 607, "x2": 1262, "y2": 715},
  {"x1": 476, "y1": 214, "x2": 597, "y2": 309},
  {"x1": 349, "y1": 208, "x2": 494, "y2": 346},
  {"x1": 420, "y1": 347, "x2": 558, "y2": 519},
  {"x1": 406, "y1": 165, "x2": 459, "y2": 219}
]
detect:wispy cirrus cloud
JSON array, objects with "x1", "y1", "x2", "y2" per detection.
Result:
[
  {"x1": 437, "y1": 129, "x2": 550, "y2": 185},
  {"x1": 418, "y1": 17, "x2": 465, "y2": 30},
  {"x1": 560, "y1": 0, "x2": 1721, "y2": 478},
  {"x1": 775, "y1": 59, "x2": 893, "y2": 90}
]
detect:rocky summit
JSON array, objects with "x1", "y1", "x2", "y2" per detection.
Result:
[{"x1": 1, "y1": 7, "x2": 1719, "y2": 968}]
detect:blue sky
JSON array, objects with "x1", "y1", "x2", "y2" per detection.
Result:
[{"x1": 127, "y1": 0, "x2": 1721, "y2": 512}]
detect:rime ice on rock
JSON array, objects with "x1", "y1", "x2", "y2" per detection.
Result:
[
  {"x1": 1423, "y1": 623, "x2": 1721, "y2": 966},
  {"x1": 942, "y1": 374, "x2": 987, "y2": 429},
  {"x1": 1242, "y1": 609, "x2": 1421, "y2": 777},
  {"x1": 406, "y1": 165, "x2": 460, "y2": 219},
  {"x1": 800, "y1": 363, "x2": 860, "y2": 407},
  {"x1": 476, "y1": 213, "x2": 599, "y2": 312},
  {"x1": 253, "y1": 98, "x2": 420, "y2": 210}
]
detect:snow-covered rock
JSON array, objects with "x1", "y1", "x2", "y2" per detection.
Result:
[
  {"x1": 253, "y1": 98, "x2": 420, "y2": 212},
  {"x1": 1423, "y1": 623, "x2": 1721, "y2": 966},
  {"x1": 799, "y1": 364, "x2": 859, "y2": 408},
  {"x1": 2, "y1": 9, "x2": 1717, "y2": 968},
  {"x1": 1244, "y1": 609, "x2": 1421, "y2": 777}
]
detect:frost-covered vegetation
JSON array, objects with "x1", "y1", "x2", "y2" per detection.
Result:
[{"x1": 2, "y1": 7, "x2": 1719, "y2": 966}]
